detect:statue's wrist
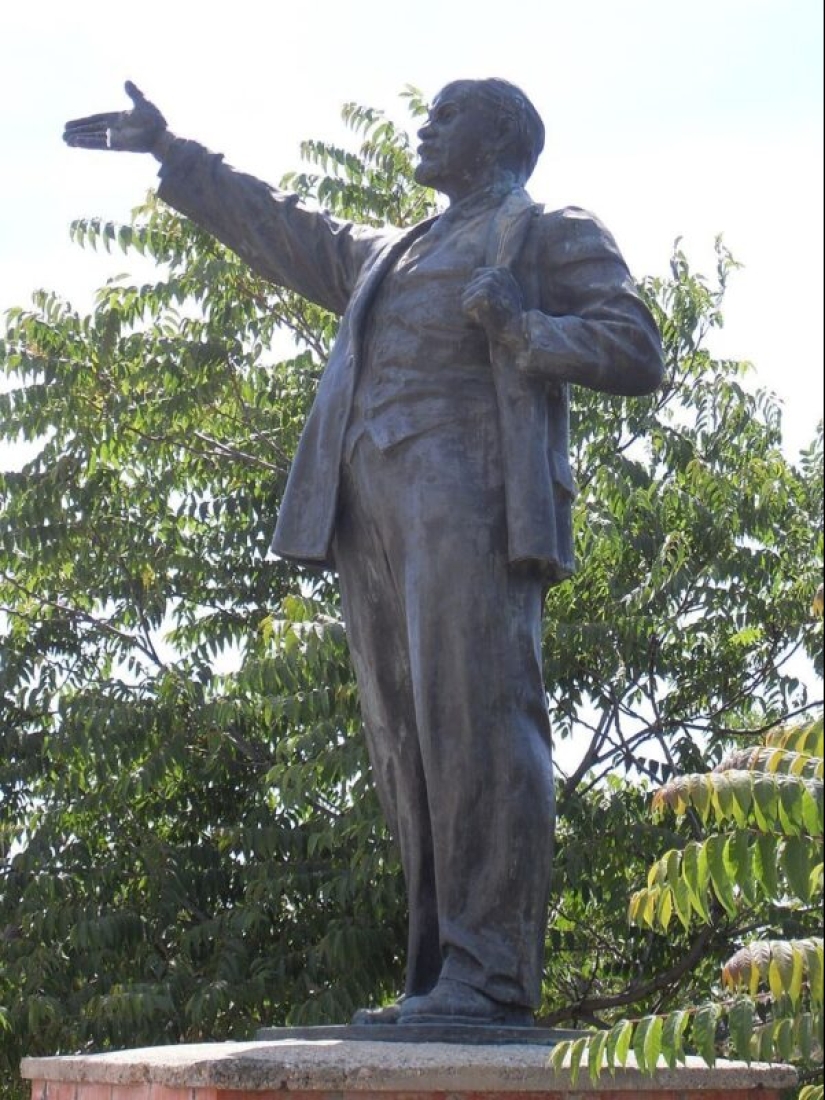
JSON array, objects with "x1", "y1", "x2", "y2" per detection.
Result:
[{"x1": 151, "y1": 130, "x2": 175, "y2": 162}]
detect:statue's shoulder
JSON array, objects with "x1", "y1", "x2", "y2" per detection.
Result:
[{"x1": 534, "y1": 205, "x2": 624, "y2": 265}]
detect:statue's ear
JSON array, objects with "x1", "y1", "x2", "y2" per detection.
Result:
[{"x1": 491, "y1": 111, "x2": 521, "y2": 172}]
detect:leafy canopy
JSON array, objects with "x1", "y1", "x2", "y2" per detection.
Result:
[{"x1": 551, "y1": 710, "x2": 823, "y2": 1096}]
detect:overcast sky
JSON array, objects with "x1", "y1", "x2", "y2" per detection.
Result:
[{"x1": 1, "y1": 0, "x2": 823, "y2": 460}]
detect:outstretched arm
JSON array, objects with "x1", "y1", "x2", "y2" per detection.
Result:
[
  {"x1": 63, "y1": 83, "x2": 390, "y2": 314},
  {"x1": 63, "y1": 81, "x2": 172, "y2": 159}
]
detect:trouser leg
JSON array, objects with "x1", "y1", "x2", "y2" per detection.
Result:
[
  {"x1": 334, "y1": 454, "x2": 441, "y2": 998},
  {"x1": 335, "y1": 422, "x2": 554, "y2": 1009}
]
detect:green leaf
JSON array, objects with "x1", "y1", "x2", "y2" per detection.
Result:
[
  {"x1": 657, "y1": 884, "x2": 674, "y2": 931},
  {"x1": 568, "y1": 1036, "x2": 589, "y2": 1086},
  {"x1": 549, "y1": 1040, "x2": 570, "y2": 1073},
  {"x1": 710, "y1": 771, "x2": 735, "y2": 821},
  {"x1": 726, "y1": 829, "x2": 756, "y2": 905},
  {"x1": 801, "y1": 779, "x2": 824, "y2": 837},
  {"x1": 682, "y1": 840, "x2": 711, "y2": 921},
  {"x1": 774, "y1": 1016, "x2": 794, "y2": 1062},
  {"x1": 688, "y1": 773, "x2": 713, "y2": 823},
  {"x1": 633, "y1": 1015, "x2": 657, "y2": 1074},
  {"x1": 801, "y1": 939, "x2": 824, "y2": 1004},
  {"x1": 752, "y1": 775, "x2": 779, "y2": 832},
  {"x1": 768, "y1": 941, "x2": 796, "y2": 1001},
  {"x1": 754, "y1": 833, "x2": 780, "y2": 900},
  {"x1": 587, "y1": 1028, "x2": 609, "y2": 1082},
  {"x1": 661, "y1": 1009, "x2": 689, "y2": 1068},
  {"x1": 777, "y1": 775, "x2": 805, "y2": 836},
  {"x1": 613, "y1": 1018, "x2": 635, "y2": 1067},
  {"x1": 796, "y1": 1011, "x2": 813, "y2": 1063},
  {"x1": 752, "y1": 1021, "x2": 774, "y2": 1062},
  {"x1": 707, "y1": 832, "x2": 738, "y2": 917},
  {"x1": 728, "y1": 772, "x2": 754, "y2": 825},
  {"x1": 783, "y1": 836, "x2": 815, "y2": 903},
  {"x1": 643, "y1": 1014, "x2": 664, "y2": 1073},
  {"x1": 672, "y1": 873, "x2": 694, "y2": 931},
  {"x1": 728, "y1": 996, "x2": 754, "y2": 1062},
  {"x1": 692, "y1": 1003, "x2": 720, "y2": 1066}
]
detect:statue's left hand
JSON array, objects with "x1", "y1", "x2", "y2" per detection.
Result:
[
  {"x1": 462, "y1": 267, "x2": 523, "y2": 338},
  {"x1": 63, "y1": 81, "x2": 169, "y2": 155}
]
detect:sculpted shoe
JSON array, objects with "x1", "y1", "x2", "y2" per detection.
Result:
[
  {"x1": 351, "y1": 998, "x2": 406, "y2": 1025},
  {"x1": 397, "y1": 978, "x2": 534, "y2": 1027}
]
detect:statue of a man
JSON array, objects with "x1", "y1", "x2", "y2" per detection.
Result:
[{"x1": 64, "y1": 79, "x2": 664, "y2": 1028}]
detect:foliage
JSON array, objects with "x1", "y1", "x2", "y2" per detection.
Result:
[
  {"x1": 1, "y1": 89, "x2": 822, "y2": 1097},
  {"x1": 550, "y1": 705, "x2": 823, "y2": 1091}
]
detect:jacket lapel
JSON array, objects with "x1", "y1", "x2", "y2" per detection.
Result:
[
  {"x1": 484, "y1": 188, "x2": 538, "y2": 268},
  {"x1": 348, "y1": 215, "x2": 439, "y2": 345}
]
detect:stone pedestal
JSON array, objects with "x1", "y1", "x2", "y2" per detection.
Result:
[{"x1": 21, "y1": 1036, "x2": 797, "y2": 1099}]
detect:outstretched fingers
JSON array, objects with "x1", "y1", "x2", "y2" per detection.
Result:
[
  {"x1": 63, "y1": 130, "x2": 110, "y2": 149},
  {"x1": 124, "y1": 80, "x2": 148, "y2": 105},
  {"x1": 63, "y1": 114, "x2": 120, "y2": 148},
  {"x1": 64, "y1": 111, "x2": 122, "y2": 130}
]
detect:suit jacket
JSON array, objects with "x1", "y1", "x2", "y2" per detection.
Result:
[{"x1": 157, "y1": 141, "x2": 664, "y2": 584}]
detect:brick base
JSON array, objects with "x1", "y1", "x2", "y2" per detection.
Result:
[
  {"x1": 21, "y1": 1039, "x2": 798, "y2": 1099},
  {"x1": 26, "y1": 1083, "x2": 792, "y2": 1100},
  {"x1": 27, "y1": 1087, "x2": 796, "y2": 1100}
]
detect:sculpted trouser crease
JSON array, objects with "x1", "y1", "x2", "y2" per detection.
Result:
[{"x1": 333, "y1": 417, "x2": 555, "y2": 1009}]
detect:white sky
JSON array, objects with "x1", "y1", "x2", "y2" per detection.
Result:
[{"x1": 1, "y1": 0, "x2": 823, "y2": 461}]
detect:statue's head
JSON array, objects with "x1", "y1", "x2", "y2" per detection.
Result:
[{"x1": 415, "y1": 78, "x2": 545, "y2": 200}]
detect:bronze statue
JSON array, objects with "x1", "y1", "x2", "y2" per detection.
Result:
[{"x1": 64, "y1": 79, "x2": 664, "y2": 1028}]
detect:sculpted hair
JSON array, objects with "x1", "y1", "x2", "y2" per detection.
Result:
[{"x1": 476, "y1": 78, "x2": 546, "y2": 181}]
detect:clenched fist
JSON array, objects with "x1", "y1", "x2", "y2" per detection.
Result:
[{"x1": 461, "y1": 266, "x2": 523, "y2": 339}]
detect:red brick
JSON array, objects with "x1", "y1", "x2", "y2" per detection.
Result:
[
  {"x1": 216, "y1": 1093, "x2": 344, "y2": 1100},
  {"x1": 154, "y1": 1087, "x2": 199, "y2": 1100},
  {"x1": 72, "y1": 1085, "x2": 111, "y2": 1100},
  {"x1": 214, "y1": 1092, "x2": 317, "y2": 1100},
  {"x1": 147, "y1": 1087, "x2": 195, "y2": 1100},
  {"x1": 109, "y1": 1086, "x2": 149, "y2": 1100},
  {"x1": 41, "y1": 1083, "x2": 77, "y2": 1100},
  {"x1": 215, "y1": 1091, "x2": 345, "y2": 1100}
]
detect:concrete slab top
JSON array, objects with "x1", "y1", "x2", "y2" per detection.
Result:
[{"x1": 20, "y1": 1037, "x2": 799, "y2": 1092}]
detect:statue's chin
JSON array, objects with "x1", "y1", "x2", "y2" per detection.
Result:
[{"x1": 414, "y1": 161, "x2": 440, "y2": 189}]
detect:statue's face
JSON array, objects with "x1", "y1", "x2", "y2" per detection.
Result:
[{"x1": 414, "y1": 82, "x2": 504, "y2": 199}]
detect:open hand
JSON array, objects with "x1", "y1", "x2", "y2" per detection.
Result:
[{"x1": 63, "y1": 81, "x2": 168, "y2": 154}]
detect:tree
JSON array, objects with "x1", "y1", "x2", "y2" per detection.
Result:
[
  {"x1": 1, "y1": 90, "x2": 822, "y2": 1098},
  {"x1": 549, "y1": 706, "x2": 823, "y2": 1098}
]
